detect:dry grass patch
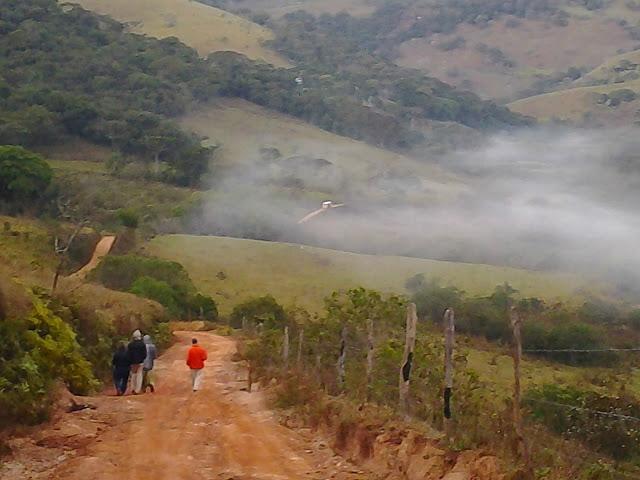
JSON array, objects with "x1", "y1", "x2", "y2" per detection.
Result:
[
  {"x1": 508, "y1": 79, "x2": 640, "y2": 123},
  {"x1": 396, "y1": 15, "x2": 635, "y2": 100},
  {"x1": 68, "y1": 0, "x2": 289, "y2": 66}
]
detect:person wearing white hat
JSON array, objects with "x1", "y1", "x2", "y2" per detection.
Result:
[{"x1": 127, "y1": 329, "x2": 147, "y2": 394}]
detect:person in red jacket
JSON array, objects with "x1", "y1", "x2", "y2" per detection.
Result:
[{"x1": 186, "y1": 337, "x2": 208, "y2": 392}]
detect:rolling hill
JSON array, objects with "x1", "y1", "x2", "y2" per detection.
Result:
[
  {"x1": 68, "y1": 0, "x2": 289, "y2": 66},
  {"x1": 180, "y1": 98, "x2": 462, "y2": 204},
  {"x1": 507, "y1": 78, "x2": 640, "y2": 123},
  {"x1": 396, "y1": 13, "x2": 635, "y2": 101},
  {"x1": 145, "y1": 234, "x2": 599, "y2": 314}
]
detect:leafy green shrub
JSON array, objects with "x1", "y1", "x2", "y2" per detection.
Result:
[
  {"x1": 130, "y1": 276, "x2": 181, "y2": 317},
  {"x1": 92, "y1": 254, "x2": 193, "y2": 293},
  {"x1": 525, "y1": 384, "x2": 640, "y2": 460},
  {"x1": 92, "y1": 254, "x2": 216, "y2": 320},
  {"x1": 230, "y1": 295, "x2": 286, "y2": 329},
  {"x1": 0, "y1": 290, "x2": 98, "y2": 426},
  {"x1": 188, "y1": 293, "x2": 218, "y2": 321},
  {"x1": 117, "y1": 208, "x2": 140, "y2": 229},
  {"x1": 0, "y1": 146, "x2": 52, "y2": 211}
]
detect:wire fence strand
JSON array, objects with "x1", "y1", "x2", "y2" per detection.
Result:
[
  {"x1": 523, "y1": 348, "x2": 640, "y2": 353},
  {"x1": 525, "y1": 398, "x2": 640, "y2": 423}
]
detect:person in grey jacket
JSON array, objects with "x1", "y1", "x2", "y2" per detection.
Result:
[{"x1": 142, "y1": 334, "x2": 157, "y2": 393}]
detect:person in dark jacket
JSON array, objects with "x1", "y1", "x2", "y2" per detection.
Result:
[
  {"x1": 128, "y1": 329, "x2": 147, "y2": 394},
  {"x1": 112, "y1": 342, "x2": 131, "y2": 396}
]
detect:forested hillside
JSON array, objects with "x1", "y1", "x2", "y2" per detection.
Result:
[{"x1": 0, "y1": 0, "x2": 530, "y2": 190}]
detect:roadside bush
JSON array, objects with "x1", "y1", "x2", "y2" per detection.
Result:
[
  {"x1": 117, "y1": 208, "x2": 140, "y2": 229},
  {"x1": 525, "y1": 384, "x2": 640, "y2": 460},
  {"x1": 230, "y1": 295, "x2": 286, "y2": 329},
  {"x1": 130, "y1": 276, "x2": 181, "y2": 317},
  {"x1": 92, "y1": 254, "x2": 217, "y2": 321},
  {"x1": 0, "y1": 287, "x2": 98, "y2": 426},
  {"x1": 188, "y1": 293, "x2": 218, "y2": 321},
  {"x1": 91, "y1": 254, "x2": 192, "y2": 293}
]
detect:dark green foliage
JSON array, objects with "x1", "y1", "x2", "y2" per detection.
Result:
[
  {"x1": 117, "y1": 208, "x2": 140, "y2": 229},
  {"x1": 0, "y1": 289, "x2": 98, "y2": 426},
  {"x1": 188, "y1": 293, "x2": 218, "y2": 321},
  {"x1": 606, "y1": 89, "x2": 637, "y2": 107},
  {"x1": 525, "y1": 384, "x2": 640, "y2": 460},
  {"x1": 0, "y1": 0, "x2": 212, "y2": 186},
  {"x1": 405, "y1": 274, "x2": 463, "y2": 322},
  {"x1": 269, "y1": 12, "x2": 532, "y2": 132},
  {"x1": 92, "y1": 255, "x2": 192, "y2": 292},
  {"x1": 92, "y1": 255, "x2": 217, "y2": 320},
  {"x1": 230, "y1": 295, "x2": 286, "y2": 329},
  {"x1": 130, "y1": 276, "x2": 182, "y2": 317},
  {"x1": 0, "y1": 145, "x2": 52, "y2": 209}
]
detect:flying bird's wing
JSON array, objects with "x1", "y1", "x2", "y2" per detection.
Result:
[{"x1": 297, "y1": 208, "x2": 325, "y2": 224}]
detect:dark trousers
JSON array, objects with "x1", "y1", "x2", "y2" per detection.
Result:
[{"x1": 113, "y1": 369, "x2": 130, "y2": 395}]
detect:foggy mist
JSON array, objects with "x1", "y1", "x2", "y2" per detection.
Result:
[{"x1": 192, "y1": 127, "x2": 640, "y2": 295}]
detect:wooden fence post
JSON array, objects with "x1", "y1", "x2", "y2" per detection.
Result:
[
  {"x1": 399, "y1": 303, "x2": 418, "y2": 416},
  {"x1": 297, "y1": 328, "x2": 304, "y2": 369},
  {"x1": 366, "y1": 318, "x2": 374, "y2": 402},
  {"x1": 283, "y1": 326, "x2": 290, "y2": 368},
  {"x1": 510, "y1": 308, "x2": 534, "y2": 478},
  {"x1": 337, "y1": 325, "x2": 347, "y2": 391},
  {"x1": 443, "y1": 308, "x2": 455, "y2": 438}
]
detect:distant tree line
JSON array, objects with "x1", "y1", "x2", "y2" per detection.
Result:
[{"x1": 1, "y1": 0, "x2": 535, "y2": 189}]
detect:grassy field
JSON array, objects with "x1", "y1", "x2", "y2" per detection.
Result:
[
  {"x1": 69, "y1": 0, "x2": 289, "y2": 66},
  {"x1": 181, "y1": 98, "x2": 463, "y2": 203},
  {"x1": 507, "y1": 78, "x2": 640, "y2": 122},
  {"x1": 145, "y1": 234, "x2": 599, "y2": 315}
]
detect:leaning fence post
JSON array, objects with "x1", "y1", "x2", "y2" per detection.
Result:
[
  {"x1": 337, "y1": 325, "x2": 347, "y2": 391},
  {"x1": 510, "y1": 307, "x2": 534, "y2": 478},
  {"x1": 366, "y1": 318, "x2": 374, "y2": 401},
  {"x1": 443, "y1": 308, "x2": 455, "y2": 439},
  {"x1": 283, "y1": 326, "x2": 290, "y2": 369},
  {"x1": 399, "y1": 303, "x2": 418, "y2": 416},
  {"x1": 297, "y1": 328, "x2": 304, "y2": 369}
]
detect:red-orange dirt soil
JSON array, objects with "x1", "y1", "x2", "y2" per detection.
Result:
[{"x1": 0, "y1": 332, "x2": 371, "y2": 480}]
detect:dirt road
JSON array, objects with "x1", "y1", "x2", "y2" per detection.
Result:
[
  {"x1": 70, "y1": 235, "x2": 116, "y2": 279},
  {"x1": 1, "y1": 333, "x2": 369, "y2": 480}
]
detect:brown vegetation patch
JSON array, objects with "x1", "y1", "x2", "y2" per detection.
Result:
[{"x1": 396, "y1": 15, "x2": 635, "y2": 100}]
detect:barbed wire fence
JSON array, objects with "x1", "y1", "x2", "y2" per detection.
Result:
[{"x1": 509, "y1": 309, "x2": 640, "y2": 479}]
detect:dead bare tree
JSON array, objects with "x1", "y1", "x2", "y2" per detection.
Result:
[{"x1": 52, "y1": 197, "x2": 88, "y2": 293}]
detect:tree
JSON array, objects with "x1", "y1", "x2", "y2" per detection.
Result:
[{"x1": 0, "y1": 145, "x2": 52, "y2": 207}]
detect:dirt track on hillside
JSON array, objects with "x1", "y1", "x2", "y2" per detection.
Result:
[
  {"x1": 70, "y1": 235, "x2": 116, "y2": 279},
  {"x1": 0, "y1": 333, "x2": 369, "y2": 480}
]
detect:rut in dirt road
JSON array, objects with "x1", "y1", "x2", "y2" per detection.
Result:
[{"x1": 37, "y1": 332, "x2": 368, "y2": 480}]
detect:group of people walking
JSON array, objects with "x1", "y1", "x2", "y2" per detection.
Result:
[
  {"x1": 111, "y1": 329, "x2": 157, "y2": 396},
  {"x1": 112, "y1": 331, "x2": 209, "y2": 395}
]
